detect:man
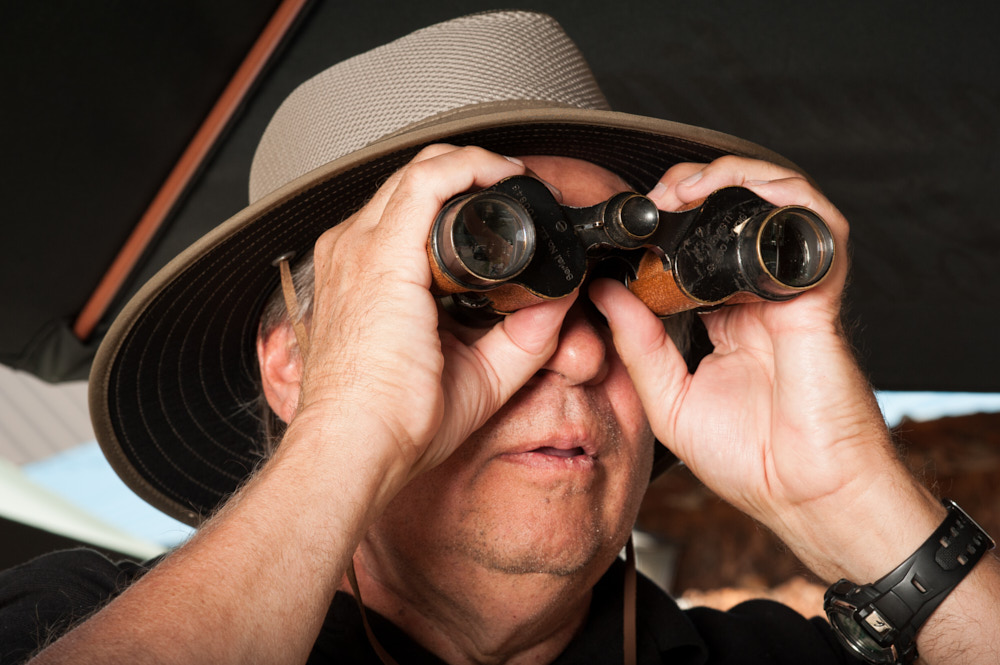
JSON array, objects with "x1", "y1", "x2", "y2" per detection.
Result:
[{"x1": 3, "y1": 11, "x2": 997, "y2": 664}]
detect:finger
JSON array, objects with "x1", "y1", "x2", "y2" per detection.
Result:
[
  {"x1": 741, "y1": 176, "x2": 846, "y2": 237},
  {"x1": 471, "y1": 292, "x2": 577, "y2": 392},
  {"x1": 668, "y1": 156, "x2": 806, "y2": 207},
  {"x1": 337, "y1": 144, "x2": 464, "y2": 230},
  {"x1": 316, "y1": 145, "x2": 528, "y2": 295},
  {"x1": 442, "y1": 293, "x2": 577, "y2": 441},
  {"x1": 337, "y1": 144, "x2": 520, "y2": 233},
  {"x1": 588, "y1": 279, "x2": 689, "y2": 433},
  {"x1": 742, "y1": 176, "x2": 851, "y2": 301},
  {"x1": 375, "y1": 146, "x2": 528, "y2": 253},
  {"x1": 645, "y1": 162, "x2": 706, "y2": 211},
  {"x1": 410, "y1": 143, "x2": 463, "y2": 163},
  {"x1": 309, "y1": 146, "x2": 460, "y2": 255}
]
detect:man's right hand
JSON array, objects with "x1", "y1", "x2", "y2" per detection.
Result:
[
  {"x1": 30, "y1": 145, "x2": 577, "y2": 665},
  {"x1": 285, "y1": 144, "x2": 577, "y2": 486}
]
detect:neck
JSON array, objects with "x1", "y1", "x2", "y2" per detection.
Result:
[{"x1": 343, "y1": 546, "x2": 604, "y2": 665}]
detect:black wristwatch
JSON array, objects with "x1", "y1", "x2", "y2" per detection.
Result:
[{"x1": 823, "y1": 498, "x2": 995, "y2": 664}]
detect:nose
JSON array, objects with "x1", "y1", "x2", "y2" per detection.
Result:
[{"x1": 539, "y1": 302, "x2": 609, "y2": 386}]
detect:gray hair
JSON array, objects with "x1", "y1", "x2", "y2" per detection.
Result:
[{"x1": 257, "y1": 250, "x2": 316, "y2": 455}]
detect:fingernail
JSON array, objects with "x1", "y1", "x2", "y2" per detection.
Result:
[
  {"x1": 646, "y1": 182, "x2": 668, "y2": 202},
  {"x1": 523, "y1": 167, "x2": 563, "y2": 202},
  {"x1": 679, "y1": 171, "x2": 703, "y2": 187},
  {"x1": 744, "y1": 179, "x2": 770, "y2": 186},
  {"x1": 503, "y1": 155, "x2": 525, "y2": 166},
  {"x1": 538, "y1": 178, "x2": 563, "y2": 202}
]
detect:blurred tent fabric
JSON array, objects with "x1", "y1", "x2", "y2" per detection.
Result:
[{"x1": 3, "y1": 0, "x2": 999, "y2": 392}]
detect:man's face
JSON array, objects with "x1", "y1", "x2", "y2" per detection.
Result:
[{"x1": 364, "y1": 156, "x2": 654, "y2": 587}]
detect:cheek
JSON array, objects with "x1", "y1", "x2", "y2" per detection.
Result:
[
  {"x1": 602, "y1": 347, "x2": 653, "y2": 445},
  {"x1": 597, "y1": 351, "x2": 656, "y2": 505},
  {"x1": 368, "y1": 450, "x2": 474, "y2": 557}
]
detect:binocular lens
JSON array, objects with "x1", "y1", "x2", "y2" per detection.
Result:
[
  {"x1": 451, "y1": 195, "x2": 534, "y2": 282},
  {"x1": 757, "y1": 208, "x2": 833, "y2": 288}
]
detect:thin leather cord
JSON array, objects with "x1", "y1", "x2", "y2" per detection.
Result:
[
  {"x1": 347, "y1": 559, "x2": 402, "y2": 665},
  {"x1": 278, "y1": 259, "x2": 635, "y2": 665},
  {"x1": 624, "y1": 535, "x2": 637, "y2": 665},
  {"x1": 346, "y1": 547, "x2": 637, "y2": 665},
  {"x1": 278, "y1": 262, "x2": 398, "y2": 663},
  {"x1": 278, "y1": 259, "x2": 311, "y2": 360}
]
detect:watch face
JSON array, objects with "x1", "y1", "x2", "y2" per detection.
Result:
[{"x1": 830, "y1": 612, "x2": 895, "y2": 663}]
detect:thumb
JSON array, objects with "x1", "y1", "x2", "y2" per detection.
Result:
[
  {"x1": 439, "y1": 293, "x2": 577, "y2": 445},
  {"x1": 588, "y1": 279, "x2": 690, "y2": 434}
]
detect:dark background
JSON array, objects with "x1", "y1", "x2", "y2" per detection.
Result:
[{"x1": 3, "y1": 0, "x2": 999, "y2": 391}]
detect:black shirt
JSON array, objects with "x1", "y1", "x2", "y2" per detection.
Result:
[{"x1": 0, "y1": 549, "x2": 859, "y2": 664}]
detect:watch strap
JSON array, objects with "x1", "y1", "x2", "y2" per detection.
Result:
[
  {"x1": 826, "y1": 498, "x2": 995, "y2": 663},
  {"x1": 869, "y1": 499, "x2": 994, "y2": 640}
]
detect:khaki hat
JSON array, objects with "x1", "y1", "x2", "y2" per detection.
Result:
[{"x1": 90, "y1": 10, "x2": 802, "y2": 525}]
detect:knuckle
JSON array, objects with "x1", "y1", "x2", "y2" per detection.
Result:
[
  {"x1": 313, "y1": 225, "x2": 341, "y2": 255},
  {"x1": 456, "y1": 145, "x2": 492, "y2": 160},
  {"x1": 665, "y1": 161, "x2": 704, "y2": 177},
  {"x1": 714, "y1": 154, "x2": 744, "y2": 168},
  {"x1": 450, "y1": 145, "x2": 508, "y2": 169},
  {"x1": 413, "y1": 143, "x2": 455, "y2": 162},
  {"x1": 396, "y1": 158, "x2": 436, "y2": 192},
  {"x1": 778, "y1": 175, "x2": 819, "y2": 204},
  {"x1": 710, "y1": 154, "x2": 747, "y2": 172}
]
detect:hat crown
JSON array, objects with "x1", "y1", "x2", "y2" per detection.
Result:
[{"x1": 248, "y1": 10, "x2": 610, "y2": 203}]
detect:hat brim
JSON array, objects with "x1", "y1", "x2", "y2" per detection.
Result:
[{"x1": 90, "y1": 105, "x2": 804, "y2": 526}]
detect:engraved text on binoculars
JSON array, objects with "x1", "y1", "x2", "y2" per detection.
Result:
[
  {"x1": 537, "y1": 226, "x2": 576, "y2": 282},
  {"x1": 686, "y1": 222, "x2": 735, "y2": 279},
  {"x1": 508, "y1": 181, "x2": 575, "y2": 282}
]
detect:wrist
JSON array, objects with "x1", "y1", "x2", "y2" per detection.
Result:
[
  {"x1": 272, "y1": 406, "x2": 417, "y2": 523},
  {"x1": 769, "y1": 466, "x2": 945, "y2": 584},
  {"x1": 824, "y1": 499, "x2": 996, "y2": 664}
]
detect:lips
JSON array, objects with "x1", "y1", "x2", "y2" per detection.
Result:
[
  {"x1": 531, "y1": 445, "x2": 587, "y2": 458},
  {"x1": 497, "y1": 436, "x2": 598, "y2": 473}
]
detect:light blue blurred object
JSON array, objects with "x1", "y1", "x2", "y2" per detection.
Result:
[
  {"x1": 876, "y1": 391, "x2": 1000, "y2": 427},
  {"x1": 23, "y1": 441, "x2": 194, "y2": 549}
]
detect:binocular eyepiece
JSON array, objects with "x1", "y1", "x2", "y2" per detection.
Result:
[{"x1": 428, "y1": 176, "x2": 834, "y2": 322}]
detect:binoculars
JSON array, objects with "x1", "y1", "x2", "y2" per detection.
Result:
[{"x1": 428, "y1": 176, "x2": 834, "y2": 323}]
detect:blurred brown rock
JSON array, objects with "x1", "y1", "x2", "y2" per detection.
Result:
[{"x1": 637, "y1": 411, "x2": 1000, "y2": 617}]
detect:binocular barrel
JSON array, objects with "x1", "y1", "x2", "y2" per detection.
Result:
[
  {"x1": 431, "y1": 191, "x2": 537, "y2": 288},
  {"x1": 428, "y1": 176, "x2": 834, "y2": 319}
]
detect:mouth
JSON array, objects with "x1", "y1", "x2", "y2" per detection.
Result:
[
  {"x1": 499, "y1": 441, "x2": 597, "y2": 472},
  {"x1": 531, "y1": 445, "x2": 587, "y2": 458}
]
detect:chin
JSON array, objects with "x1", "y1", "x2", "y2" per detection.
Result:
[
  {"x1": 369, "y1": 429, "x2": 653, "y2": 583},
  {"x1": 450, "y1": 490, "x2": 635, "y2": 579},
  {"x1": 467, "y1": 532, "x2": 622, "y2": 579},
  {"x1": 468, "y1": 525, "x2": 602, "y2": 577}
]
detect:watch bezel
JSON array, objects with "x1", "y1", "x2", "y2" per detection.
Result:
[{"x1": 824, "y1": 591, "x2": 911, "y2": 664}]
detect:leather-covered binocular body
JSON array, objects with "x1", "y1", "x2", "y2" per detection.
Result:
[{"x1": 428, "y1": 176, "x2": 834, "y2": 322}]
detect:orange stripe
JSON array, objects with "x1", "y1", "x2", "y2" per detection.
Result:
[{"x1": 73, "y1": 0, "x2": 311, "y2": 341}]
